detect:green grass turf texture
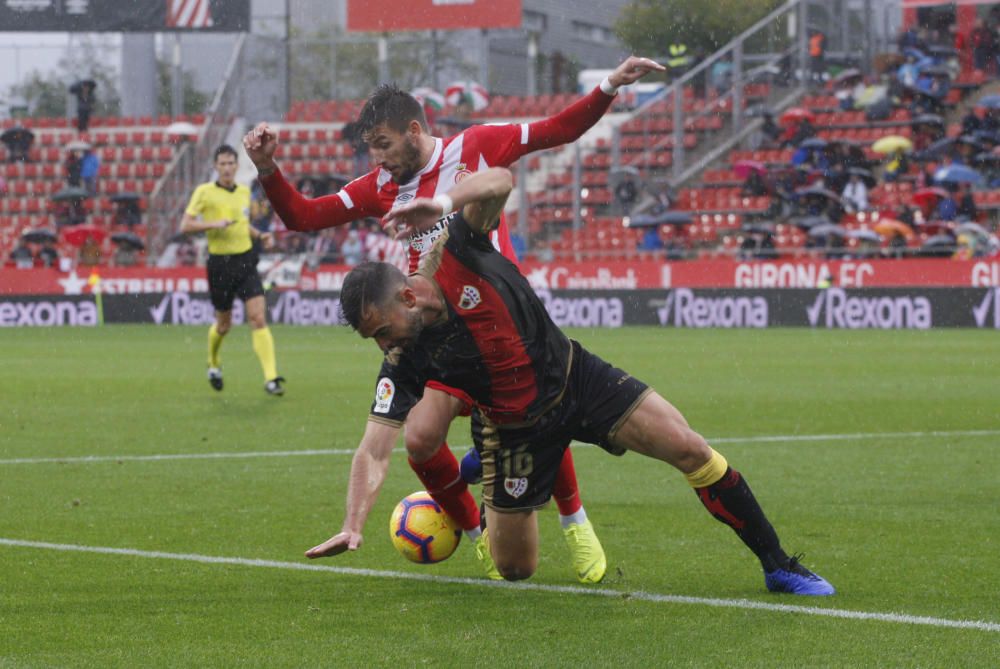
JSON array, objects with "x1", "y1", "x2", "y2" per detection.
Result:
[{"x1": 1, "y1": 325, "x2": 998, "y2": 668}]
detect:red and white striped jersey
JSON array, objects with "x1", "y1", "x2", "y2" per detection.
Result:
[
  {"x1": 364, "y1": 231, "x2": 409, "y2": 271},
  {"x1": 331, "y1": 123, "x2": 529, "y2": 271}
]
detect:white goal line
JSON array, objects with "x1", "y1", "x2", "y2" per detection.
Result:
[
  {"x1": 0, "y1": 537, "x2": 997, "y2": 634},
  {"x1": 1, "y1": 428, "x2": 997, "y2": 466}
]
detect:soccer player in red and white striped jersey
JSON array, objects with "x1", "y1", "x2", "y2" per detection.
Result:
[{"x1": 245, "y1": 56, "x2": 664, "y2": 582}]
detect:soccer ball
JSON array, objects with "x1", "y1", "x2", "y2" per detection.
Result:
[{"x1": 389, "y1": 491, "x2": 462, "y2": 564}]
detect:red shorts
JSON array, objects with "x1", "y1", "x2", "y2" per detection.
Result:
[{"x1": 425, "y1": 380, "x2": 474, "y2": 417}]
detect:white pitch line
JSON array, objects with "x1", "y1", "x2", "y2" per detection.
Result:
[
  {"x1": 1, "y1": 537, "x2": 997, "y2": 634},
  {"x1": 1, "y1": 429, "x2": 997, "y2": 466}
]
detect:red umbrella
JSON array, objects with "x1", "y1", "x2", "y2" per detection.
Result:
[
  {"x1": 779, "y1": 107, "x2": 815, "y2": 125},
  {"x1": 733, "y1": 159, "x2": 767, "y2": 178},
  {"x1": 63, "y1": 224, "x2": 106, "y2": 247},
  {"x1": 912, "y1": 187, "x2": 949, "y2": 210}
]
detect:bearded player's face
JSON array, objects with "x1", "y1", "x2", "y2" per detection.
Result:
[{"x1": 367, "y1": 123, "x2": 423, "y2": 184}]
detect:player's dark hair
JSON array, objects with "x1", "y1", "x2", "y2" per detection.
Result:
[
  {"x1": 358, "y1": 84, "x2": 428, "y2": 138},
  {"x1": 214, "y1": 144, "x2": 238, "y2": 161},
  {"x1": 340, "y1": 261, "x2": 407, "y2": 330}
]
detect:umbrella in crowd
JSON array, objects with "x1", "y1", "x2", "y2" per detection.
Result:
[
  {"x1": 832, "y1": 69, "x2": 863, "y2": 88},
  {"x1": 69, "y1": 79, "x2": 96, "y2": 96},
  {"x1": 744, "y1": 104, "x2": 772, "y2": 118},
  {"x1": 63, "y1": 224, "x2": 106, "y2": 247},
  {"x1": 848, "y1": 228, "x2": 882, "y2": 243},
  {"x1": 410, "y1": 87, "x2": 446, "y2": 112},
  {"x1": 21, "y1": 228, "x2": 57, "y2": 244},
  {"x1": 808, "y1": 223, "x2": 848, "y2": 239},
  {"x1": 799, "y1": 137, "x2": 828, "y2": 151},
  {"x1": 1, "y1": 125, "x2": 34, "y2": 146},
  {"x1": 51, "y1": 186, "x2": 90, "y2": 202},
  {"x1": 65, "y1": 139, "x2": 92, "y2": 152},
  {"x1": 903, "y1": 47, "x2": 926, "y2": 60},
  {"x1": 918, "y1": 65, "x2": 952, "y2": 79},
  {"x1": 444, "y1": 81, "x2": 489, "y2": 111},
  {"x1": 628, "y1": 210, "x2": 692, "y2": 227},
  {"x1": 796, "y1": 185, "x2": 843, "y2": 204},
  {"x1": 111, "y1": 191, "x2": 141, "y2": 203},
  {"x1": 733, "y1": 159, "x2": 766, "y2": 178},
  {"x1": 166, "y1": 121, "x2": 198, "y2": 138},
  {"x1": 920, "y1": 233, "x2": 957, "y2": 257},
  {"x1": 911, "y1": 113, "x2": 944, "y2": 129},
  {"x1": 741, "y1": 224, "x2": 775, "y2": 236},
  {"x1": 872, "y1": 135, "x2": 913, "y2": 154},
  {"x1": 779, "y1": 107, "x2": 814, "y2": 125},
  {"x1": 848, "y1": 167, "x2": 876, "y2": 187},
  {"x1": 792, "y1": 215, "x2": 831, "y2": 230},
  {"x1": 913, "y1": 187, "x2": 949, "y2": 210},
  {"x1": 954, "y1": 222, "x2": 990, "y2": 239},
  {"x1": 927, "y1": 45, "x2": 958, "y2": 59},
  {"x1": 874, "y1": 219, "x2": 915, "y2": 240},
  {"x1": 977, "y1": 94, "x2": 1000, "y2": 110},
  {"x1": 934, "y1": 164, "x2": 982, "y2": 185},
  {"x1": 111, "y1": 231, "x2": 145, "y2": 250}
]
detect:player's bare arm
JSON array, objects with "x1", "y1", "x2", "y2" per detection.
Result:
[
  {"x1": 305, "y1": 419, "x2": 400, "y2": 559},
  {"x1": 249, "y1": 225, "x2": 275, "y2": 251},
  {"x1": 179, "y1": 213, "x2": 232, "y2": 234},
  {"x1": 242, "y1": 122, "x2": 279, "y2": 176},
  {"x1": 381, "y1": 167, "x2": 513, "y2": 238}
]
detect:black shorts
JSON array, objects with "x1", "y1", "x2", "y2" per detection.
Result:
[
  {"x1": 473, "y1": 340, "x2": 652, "y2": 512},
  {"x1": 206, "y1": 250, "x2": 264, "y2": 312}
]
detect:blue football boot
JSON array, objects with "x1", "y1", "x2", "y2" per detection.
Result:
[{"x1": 765, "y1": 555, "x2": 835, "y2": 595}]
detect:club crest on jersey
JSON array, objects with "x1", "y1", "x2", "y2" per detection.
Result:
[
  {"x1": 458, "y1": 285, "x2": 481, "y2": 310},
  {"x1": 455, "y1": 163, "x2": 473, "y2": 184},
  {"x1": 374, "y1": 377, "x2": 395, "y2": 413},
  {"x1": 504, "y1": 477, "x2": 529, "y2": 499}
]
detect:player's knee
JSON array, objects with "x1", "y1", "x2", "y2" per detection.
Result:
[
  {"x1": 404, "y1": 425, "x2": 447, "y2": 462},
  {"x1": 248, "y1": 315, "x2": 267, "y2": 329},
  {"x1": 216, "y1": 321, "x2": 231, "y2": 336},
  {"x1": 666, "y1": 423, "x2": 712, "y2": 471}
]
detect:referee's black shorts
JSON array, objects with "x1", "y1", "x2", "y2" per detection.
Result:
[
  {"x1": 206, "y1": 250, "x2": 264, "y2": 312},
  {"x1": 473, "y1": 339, "x2": 652, "y2": 512}
]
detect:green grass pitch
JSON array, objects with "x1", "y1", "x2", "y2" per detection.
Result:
[{"x1": 1, "y1": 325, "x2": 998, "y2": 667}]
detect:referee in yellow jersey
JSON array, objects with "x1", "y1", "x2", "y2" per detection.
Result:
[{"x1": 180, "y1": 144, "x2": 284, "y2": 396}]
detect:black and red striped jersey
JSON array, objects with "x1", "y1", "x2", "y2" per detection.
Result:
[{"x1": 368, "y1": 212, "x2": 571, "y2": 427}]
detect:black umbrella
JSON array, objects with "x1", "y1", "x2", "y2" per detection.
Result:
[
  {"x1": 912, "y1": 113, "x2": 944, "y2": 128},
  {"x1": 1, "y1": 126, "x2": 34, "y2": 146},
  {"x1": 110, "y1": 191, "x2": 141, "y2": 203},
  {"x1": 792, "y1": 215, "x2": 831, "y2": 230},
  {"x1": 919, "y1": 65, "x2": 952, "y2": 78},
  {"x1": 799, "y1": 137, "x2": 828, "y2": 151},
  {"x1": 796, "y1": 185, "x2": 843, "y2": 204},
  {"x1": 741, "y1": 224, "x2": 775, "y2": 236},
  {"x1": 919, "y1": 233, "x2": 957, "y2": 257},
  {"x1": 915, "y1": 136, "x2": 957, "y2": 161},
  {"x1": 973, "y1": 152, "x2": 1000, "y2": 168},
  {"x1": 21, "y1": 228, "x2": 57, "y2": 244},
  {"x1": 111, "y1": 232, "x2": 145, "y2": 250},
  {"x1": 847, "y1": 167, "x2": 876, "y2": 187},
  {"x1": 628, "y1": 210, "x2": 692, "y2": 227},
  {"x1": 744, "y1": 104, "x2": 773, "y2": 118},
  {"x1": 927, "y1": 45, "x2": 958, "y2": 59},
  {"x1": 808, "y1": 223, "x2": 848, "y2": 238},
  {"x1": 69, "y1": 79, "x2": 97, "y2": 95},
  {"x1": 51, "y1": 187, "x2": 90, "y2": 201}
]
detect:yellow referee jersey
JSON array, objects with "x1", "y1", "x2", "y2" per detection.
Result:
[{"x1": 184, "y1": 181, "x2": 253, "y2": 256}]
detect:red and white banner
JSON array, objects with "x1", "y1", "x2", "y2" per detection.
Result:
[
  {"x1": 2, "y1": 259, "x2": 1000, "y2": 296},
  {"x1": 347, "y1": 0, "x2": 521, "y2": 32},
  {"x1": 167, "y1": 0, "x2": 214, "y2": 28}
]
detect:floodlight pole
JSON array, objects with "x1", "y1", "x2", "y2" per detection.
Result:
[
  {"x1": 526, "y1": 32, "x2": 538, "y2": 96},
  {"x1": 479, "y1": 28, "x2": 489, "y2": 88}
]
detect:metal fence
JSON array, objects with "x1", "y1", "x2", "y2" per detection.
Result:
[{"x1": 145, "y1": 33, "x2": 248, "y2": 261}]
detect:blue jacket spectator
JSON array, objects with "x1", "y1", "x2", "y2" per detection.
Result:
[{"x1": 80, "y1": 150, "x2": 100, "y2": 194}]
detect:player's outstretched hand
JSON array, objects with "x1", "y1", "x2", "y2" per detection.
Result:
[
  {"x1": 381, "y1": 198, "x2": 446, "y2": 240},
  {"x1": 305, "y1": 531, "x2": 363, "y2": 559},
  {"x1": 259, "y1": 232, "x2": 275, "y2": 250},
  {"x1": 242, "y1": 122, "x2": 279, "y2": 172},
  {"x1": 609, "y1": 56, "x2": 666, "y2": 88}
]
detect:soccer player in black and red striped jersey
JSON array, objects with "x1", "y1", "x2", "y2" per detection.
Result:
[
  {"x1": 306, "y1": 167, "x2": 835, "y2": 596},
  {"x1": 246, "y1": 56, "x2": 666, "y2": 583}
]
